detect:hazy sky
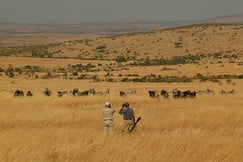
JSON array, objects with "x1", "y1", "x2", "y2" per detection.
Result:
[{"x1": 0, "y1": 0, "x2": 242, "y2": 23}]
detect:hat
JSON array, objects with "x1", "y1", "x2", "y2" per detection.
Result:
[
  {"x1": 105, "y1": 101, "x2": 110, "y2": 107},
  {"x1": 123, "y1": 102, "x2": 129, "y2": 107}
]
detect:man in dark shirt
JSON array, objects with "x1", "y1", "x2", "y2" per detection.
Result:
[{"x1": 119, "y1": 102, "x2": 135, "y2": 132}]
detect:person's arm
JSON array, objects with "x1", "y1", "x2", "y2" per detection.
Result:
[{"x1": 119, "y1": 106, "x2": 124, "y2": 114}]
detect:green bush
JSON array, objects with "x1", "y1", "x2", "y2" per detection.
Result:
[
  {"x1": 0, "y1": 67, "x2": 4, "y2": 72},
  {"x1": 115, "y1": 56, "x2": 127, "y2": 63},
  {"x1": 106, "y1": 78, "x2": 114, "y2": 82},
  {"x1": 96, "y1": 45, "x2": 107, "y2": 53}
]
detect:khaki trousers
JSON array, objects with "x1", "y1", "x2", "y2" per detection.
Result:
[
  {"x1": 122, "y1": 119, "x2": 134, "y2": 132},
  {"x1": 104, "y1": 119, "x2": 114, "y2": 133}
]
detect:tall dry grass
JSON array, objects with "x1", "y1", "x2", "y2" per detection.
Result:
[{"x1": 0, "y1": 80, "x2": 243, "y2": 161}]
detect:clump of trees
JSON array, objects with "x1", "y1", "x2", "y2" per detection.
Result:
[
  {"x1": 130, "y1": 54, "x2": 202, "y2": 66},
  {"x1": 0, "y1": 44, "x2": 57, "y2": 57},
  {"x1": 115, "y1": 56, "x2": 127, "y2": 63}
]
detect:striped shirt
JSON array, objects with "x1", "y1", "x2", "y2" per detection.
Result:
[{"x1": 119, "y1": 107, "x2": 134, "y2": 120}]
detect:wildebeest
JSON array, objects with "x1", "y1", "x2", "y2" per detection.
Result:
[
  {"x1": 71, "y1": 88, "x2": 79, "y2": 96},
  {"x1": 228, "y1": 89, "x2": 235, "y2": 94},
  {"x1": 160, "y1": 90, "x2": 169, "y2": 98},
  {"x1": 220, "y1": 89, "x2": 234, "y2": 95},
  {"x1": 120, "y1": 91, "x2": 126, "y2": 97},
  {"x1": 57, "y1": 91, "x2": 68, "y2": 97},
  {"x1": 148, "y1": 90, "x2": 159, "y2": 98},
  {"x1": 69, "y1": 88, "x2": 92, "y2": 96},
  {"x1": 172, "y1": 89, "x2": 181, "y2": 98},
  {"x1": 172, "y1": 89, "x2": 196, "y2": 98},
  {"x1": 119, "y1": 89, "x2": 136, "y2": 97},
  {"x1": 26, "y1": 90, "x2": 33, "y2": 97},
  {"x1": 14, "y1": 89, "x2": 24, "y2": 97},
  {"x1": 94, "y1": 88, "x2": 110, "y2": 96},
  {"x1": 181, "y1": 90, "x2": 196, "y2": 98},
  {"x1": 43, "y1": 88, "x2": 52, "y2": 96},
  {"x1": 197, "y1": 88, "x2": 215, "y2": 95},
  {"x1": 79, "y1": 90, "x2": 89, "y2": 96},
  {"x1": 89, "y1": 89, "x2": 96, "y2": 95}
]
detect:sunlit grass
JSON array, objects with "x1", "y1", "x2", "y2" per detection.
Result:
[{"x1": 0, "y1": 80, "x2": 243, "y2": 161}]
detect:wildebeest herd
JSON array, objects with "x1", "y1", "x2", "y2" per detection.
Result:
[
  {"x1": 148, "y1": 89, "x2": 196, "y2": 99},
  {"x1": 13, "y1": 88, "x2": 110, "y2": 97},
  {"x1": 147, "y1": 88, "x2": 235, "y2": 99},
  {"x1": 13, "y1": 89, "x2": 33, "y2": 97},
  {"x1": 12, "y1": 88, "x2": 235, "y2": 98}
]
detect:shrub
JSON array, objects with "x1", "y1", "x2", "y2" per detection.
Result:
[
  {"x1": 15, "y1": 68, "x2": 23, "y2": 75},
  {"x1": 115, "y1": 56, "x2": 127, "y2": 63},
  {"x1": 72, "y1": 72, "x2": 78, "y2": 76},
  {"x1": 121, "y1": 77, "x2": 129, "y2": 82},
  {"x1": 0, "y1": 67, "x2": 4, "y2": 72},
  {"x1": 106, "y1": 78, "x2": 114, "y2": 82},
  {"x1": 77, "y1": 74, "x2": 88, "y2": 80},
  {"x1": 96, "y1": 45, "x2": 107, "y2": 52}
]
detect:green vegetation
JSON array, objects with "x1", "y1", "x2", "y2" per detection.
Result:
[
  {"x1": 131, "y1": 54, "x2": 202, "y2": 66},
  {"x1": 121, "y1": 74, "x2": 192, "y2": 83},
  {"x1": 5, "y1": 65, "x2": 15, "y2": 78},
  {"x1": 96, "y1": 45, "x2": 108, "y2": 53},
  {"x1": 31, "y1": 45, "x2": 53, "y2": 58},
  {"x1": 115, "y1": 56, "x2": 127, "y2": 63},
  {"x1": 0, "y1": 62, "x2": 242, "y2": 83},
  {"x1": 0, "y1": 44, "x2": 57, "y2": 57}
]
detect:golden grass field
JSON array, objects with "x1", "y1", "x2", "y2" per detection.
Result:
[
  {"x1": 0, "y1": 24, "x2": 243, "y2": 161},
  {"x1": 0, "y1": 78, "x2": 242, "y2": 162}
]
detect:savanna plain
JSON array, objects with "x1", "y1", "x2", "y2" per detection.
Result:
[{"x1": 0, "y1": 24, "x2": 243, "y2": 162}]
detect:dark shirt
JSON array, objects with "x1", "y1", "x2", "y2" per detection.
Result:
[{"x1": 119, "y1": 107, "x2": 135, "y2": 120}]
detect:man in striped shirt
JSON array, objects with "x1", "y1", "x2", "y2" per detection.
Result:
[{"x1": 119, "y1": 102, "x2": 135, "y2": 132}]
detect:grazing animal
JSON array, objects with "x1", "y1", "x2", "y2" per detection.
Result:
[
  {"x1": 79, "y1": 90, "x2": 89, "y2": 96},
  {"x1": 89, "y1": 89, "x2": 96, "y2": 95},
  {"x1": 148, "y1": 90, "x2": 159, "y2": 98},
  {"x1": 160, "y1": 90, "x2": 169, "y2": 98},
  {"x1": 125, "y1": 89, "x2": 136, "y2": 95},
  {"x1": 197, "y1": 88, "x2": 215, "y2": 95},
  {"x1": 14, "y1": 89, "x2": 24, "y2": 97},
  {"x1": 43, "y1": 88, "x2": 52, "y2": 96},
  {"x1": 172, "y1": 89, "x2": 181, "y2": 98},
  {"x1": 120, "y1": 91, "x2": 126, "y2": 97},
  {"x1": 206, "y1": 88, "x2": 215, "y2": 95},
  {"x1": 181, "y1": 90, "x2": 196, "y2": 98},
  {"x1": 119, "y1": 89, "x2": 136, "y2": 97},
  {"x1": 220, "y1": 90, "x2": 226, "y2": 95},
  {"x1": 26, "y1": 90, "x2": 33, "y2": 97},
  {"x1": 228, "y1": 89, "x2": 235, "y2": 94},
  {"x1": 57, "y1": 91, "x2": 68, "y2": 97},
  {"x1": 220, "y1": 89, "x2": 235, "y2": 95},
  {"x1": 72, "y1": 88, "x2": 79, "y2": 96},
  {"x1": 94, "y1": 88, "x2": 110, "y2": 96}
]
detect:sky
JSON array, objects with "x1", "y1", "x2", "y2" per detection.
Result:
[{"x1": 0, "y1": 0, "x2": 242, "y2": 23}]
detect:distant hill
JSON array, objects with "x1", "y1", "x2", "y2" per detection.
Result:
[
  {"x1": 0, "y1": 13, "x2": 242, "y2": 36},
  {"x1": 1, "y1": 24, "x2": 242, "y2": 60},
  {"x1": 0, "y1": 13, "x2": 242, "y2": 47},
  {"x1": 207, "y1": 14, "x2": 243, "y2": 24}
]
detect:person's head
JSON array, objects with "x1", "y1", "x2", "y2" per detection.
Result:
[
  {"x1": 123, "y1": 102, "x2": 129, "y2": 108},
  {"x1": 105, "y1": 101, "x2": 111, "y2": 108}
]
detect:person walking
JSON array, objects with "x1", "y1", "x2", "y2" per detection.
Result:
[
  {"x1": 119, "y1": 102, "x2": 135, "y2": 132},
  {"x1": 102, "y1": 101, "x2": 115, "y2": 134}
]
